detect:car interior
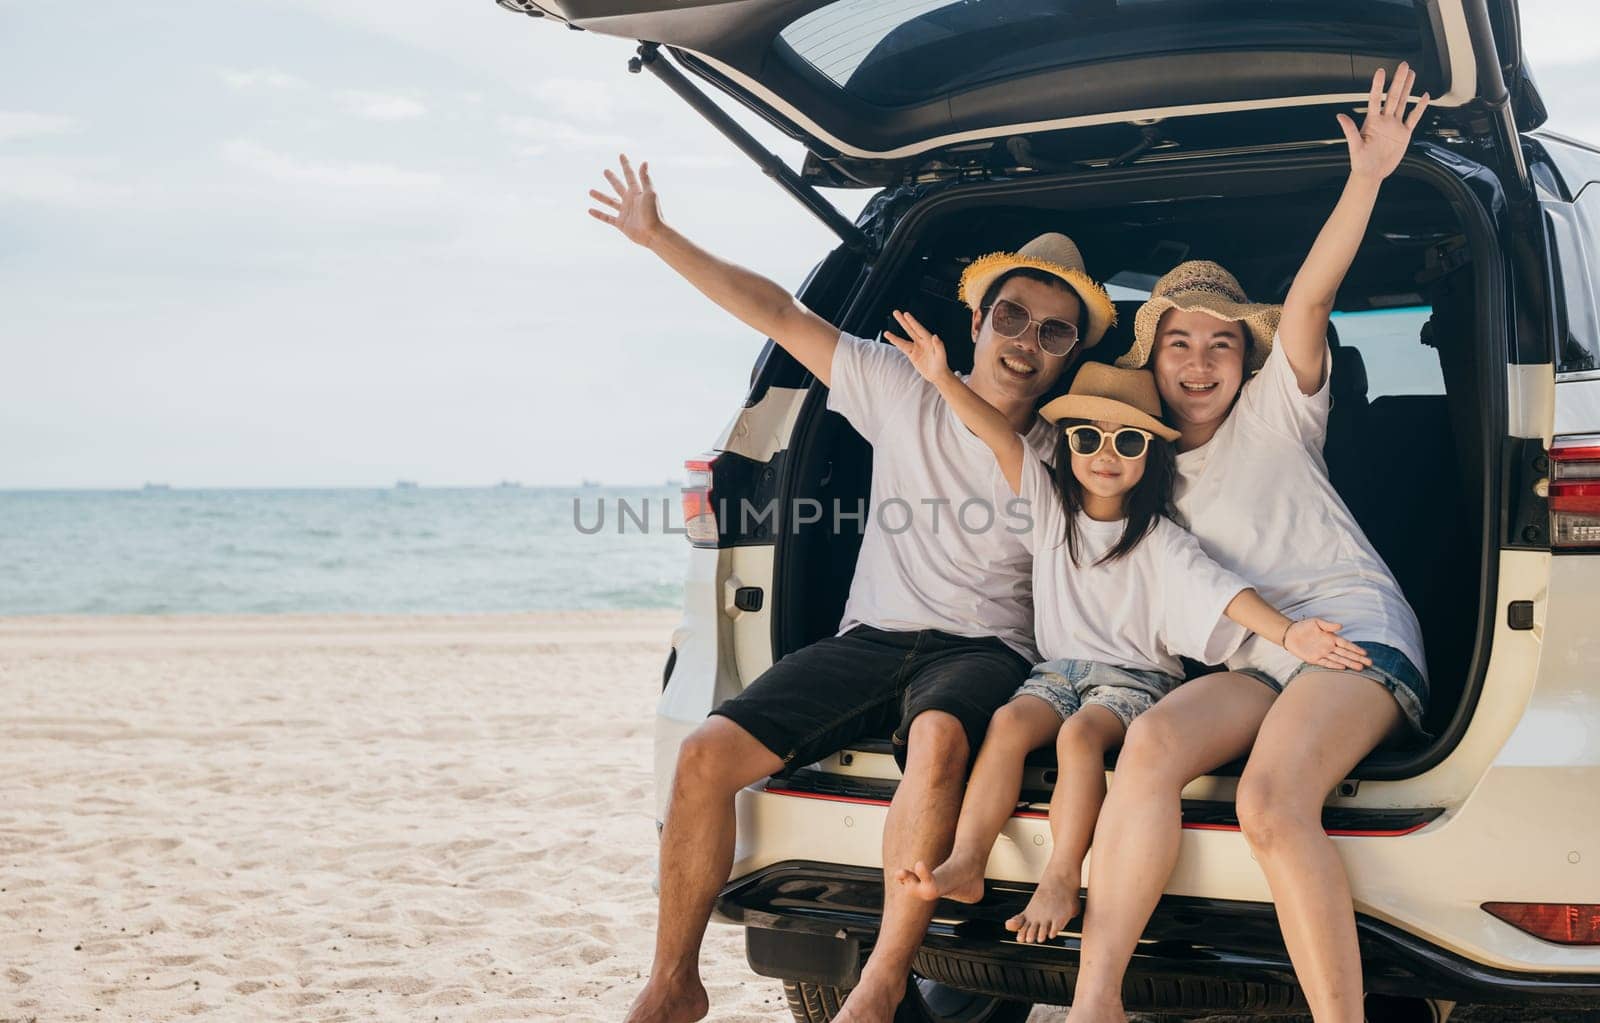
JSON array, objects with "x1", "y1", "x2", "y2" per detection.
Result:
[{"x1": 775, "y1": 170, "x2": 1490, "y2": 770}]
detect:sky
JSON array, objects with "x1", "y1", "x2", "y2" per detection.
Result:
[{"x1": 2, "y1": 0, "x2": 1597, "y2": 488}]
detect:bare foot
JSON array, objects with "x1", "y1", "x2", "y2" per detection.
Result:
[
  {"x1": 832, "y1": 970, "x2": 903, "y2": 1023},
  {"x1": 892, "y1": 855, "x2": 985, "y2": 904},
  {"x1": 1063, "y1": 996, "x2": 1127, "y2": 1023},
  {"x1": 623, "y1": 972, "x2": 709, "y2": 1023},
  {"x1": 1004, "y1": 870, "x2": 1081, "y2": 944}
]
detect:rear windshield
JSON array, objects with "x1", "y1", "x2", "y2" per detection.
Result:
[
  {"x1": 1105, "y1": 279, "x2": 1443, "y2": 398},
  {"x1": 1330, "y1": 307, "x2": 1443, "y2": 397},
  {"x1": 778, "y1": 0, "x2": 1422, "y2": 108}
]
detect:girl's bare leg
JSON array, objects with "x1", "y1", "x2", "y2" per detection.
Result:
[
  {"x1": 1064, "y1": 672, "x2": 1276, "y2": 1023},
  {"x1": 1235, "y1": 671, "x2": 1403, "y2": 1023},
  {"x1": 1006, "y1": 704, "x2": 1125, "y2": 943},
  {"x1": 897, "y1": 696, "x2": 1061, "y2": 903}
]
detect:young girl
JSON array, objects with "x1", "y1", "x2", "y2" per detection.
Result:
[{"x1": 881, "y1": 309, "x2": 1370, "y2": 945}]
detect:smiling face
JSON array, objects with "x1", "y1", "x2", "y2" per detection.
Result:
[
  {"x1": 967, "y1": 274, "x2": 1081, "y2": 409},
  {"x1": 1068, "y1": 418, "x2": 1148, "y2": 503},
  {"x1": 1149, "y1": 308, "x2": 1249, "y2": 432}
]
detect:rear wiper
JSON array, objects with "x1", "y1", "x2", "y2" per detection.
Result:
[{"x1": 1108, "y1": 124, "x2": 1171, "y2": 168}]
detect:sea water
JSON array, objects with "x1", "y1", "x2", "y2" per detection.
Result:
[{"x1": 0, "y1": 486, "x2": 688, "y2": 614}]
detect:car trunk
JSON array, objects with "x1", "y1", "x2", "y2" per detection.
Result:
[
  {"x1": 771, "y1": 148, "x2": 1503, "y2": 783},
  {"x1": 496, "y1": 0, "x2": 1533, "y2": 787}
]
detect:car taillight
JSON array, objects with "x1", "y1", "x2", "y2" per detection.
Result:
[
  {"x1": 682, "y1": 456, "x2": 719, "y2": 547},
  {"x1": 1483, "y1": 902, "x2": 1600, "y2": 945},
  {"x1": 1549, "y1": 438, "x2": 1600, "y2": 549}
]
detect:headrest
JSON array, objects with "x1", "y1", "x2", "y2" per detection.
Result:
[{"x1": 1332, "y1": 345, "x2": 1368, "y2": 403}]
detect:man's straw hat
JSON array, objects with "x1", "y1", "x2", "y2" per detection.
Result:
[
  {"x1": 1116, "y1": 260, "x2": 1281, "y2": 374},
  {"x1": 957, "y1": 232, "x2": 1116, "y2": 348},
  {"x1": 1039, "y1": 363, "x2": 1179, "y2": 442}
]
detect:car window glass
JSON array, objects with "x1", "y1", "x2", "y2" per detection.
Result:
[
  {"x1": 1101, "y1": 278, "x2": 1443, "y2": 398},
  {"x1": 1544, "y1": 200, "x2": 1600, "y2": 374},
  {"x1": 778, "y1": 0, "x2": 1421, "y2": 108},
  {"x1": 1329, "y1": 307, "x2": 1443, "y2": 397}
]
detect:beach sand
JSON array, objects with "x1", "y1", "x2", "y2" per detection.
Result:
[
  {"x1": 1, "y1": 611, "x2": 792, "y2": 1022},
  {"x1": 1, "y1": 614, "x2": 1533, "y2": 1023}
]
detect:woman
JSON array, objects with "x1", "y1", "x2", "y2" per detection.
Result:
[{"x1": 1063, "y1": 64, "x2": 1431, "y2": 1023}]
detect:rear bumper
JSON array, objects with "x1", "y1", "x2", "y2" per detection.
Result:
[{"x1": 716, "y1": 861, "x2": 1600, "y2": 1010}]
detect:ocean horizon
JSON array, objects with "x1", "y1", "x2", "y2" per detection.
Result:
[{"x1": 0, "y1": 486, "x2": 689, "y2": 616}]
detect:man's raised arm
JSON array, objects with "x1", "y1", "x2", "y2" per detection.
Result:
[{"x1": 588, "y1": 153, "x2": 840, "y2": 386}]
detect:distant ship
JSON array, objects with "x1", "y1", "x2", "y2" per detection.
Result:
[
  {"x1": 496, "y1": 480, "x2": 523, "y2": 489},
  {"x1": 395, "y1": 480, "x2": 419, "y2": 489},
  {"x1": 142, "y1": 482, "x2": 172, "y2": 491},
  {"x1": 581, "y1": 478, "x2": 601, "y2": 488}
]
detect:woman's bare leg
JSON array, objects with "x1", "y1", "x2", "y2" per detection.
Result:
[
  {"x1": 1065, "y1": 672, "x2": 1276, "y2": 1023},
  {"x1": 1007, "y1": 704, "x2": 1125, "y2": 943},
  {"x1": 897, "y1": 696, "x2": 1062, "y2": 903},
  {"x1": 1235, "y1": 671, "x2": 1403, "y2": 1023}
]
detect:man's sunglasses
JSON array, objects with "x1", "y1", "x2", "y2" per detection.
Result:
[
  {"x1": 1065, "y1": 424, "x2": 1153, "y2": 460},
  {"x1": 983, "y1": 298, "x2": 1080, "y2": 357}
]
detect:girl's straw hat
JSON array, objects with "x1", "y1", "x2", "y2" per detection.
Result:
[
  {"x1": 958, "y1": 232, "x2": 1117, "y2": 347},
  {"x1": 1039, "y1": 363, "x2": 1180, "y2": 442},
  {"x1": 1116, "y1": 260, "x2": 1281, "y2": 375}
]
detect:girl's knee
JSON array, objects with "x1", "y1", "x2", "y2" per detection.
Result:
[
  {"x1": 1055, "y1": 712, "x2": 1119, "y2": 757},
  {"x1": 987, "y1": 702, "x2": 1044, "y2": 746}
]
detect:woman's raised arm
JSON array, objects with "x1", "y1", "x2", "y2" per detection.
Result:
[{"x1": 1279, "y1": 64, "x2": 1429, "y2": 394}]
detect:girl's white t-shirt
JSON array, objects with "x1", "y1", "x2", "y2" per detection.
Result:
[
  {"x1": 1173, "y1": 335, "x2": 1428, "y2": 683},
  {"x1": 1019, "y1": 454, "x2": 1252, "y2": 677},
  {"x1": 828, "y1": 333, "x2": 1059, "y2": 662}
]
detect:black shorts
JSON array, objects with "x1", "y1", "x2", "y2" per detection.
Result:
[{"x1": 710, "y1": 624, "x2": 1030, "y2": 772}]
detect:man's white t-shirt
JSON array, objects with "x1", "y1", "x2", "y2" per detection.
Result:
[
  {"x1": 1018, "y1": 454, "x2": 1251, "y2": 677},
  {"x1": 828, "y1": 332, "x2": 1057, "y2": 662},
  {"x1": 1173, "y1": 335, "x2": 1428, "y2": 683}
]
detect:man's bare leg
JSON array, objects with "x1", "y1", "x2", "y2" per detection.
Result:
[
  {"x1": 834, "y1": 711, "x2": 972, "y2": 1023},
  {"x1": 625, "y1": 715, "x2": 783, "y2": 1023},
  {"x1": 1064, "y1": 673, "x2": 1274, "y2": 1023}
]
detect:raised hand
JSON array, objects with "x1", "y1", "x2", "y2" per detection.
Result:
[
  {"x1": 1337, "y1": 63, "x2": 1430, "y2": 183},
  {"x1": 885, "y1": 309, "x2": 953, "y2": 384},
  {"x1": 1284, "y1": 618, "x2": 1372, "y2": 672},
  {"x1": 587, "y1": 153, "x2": 662, "y2": 246}
]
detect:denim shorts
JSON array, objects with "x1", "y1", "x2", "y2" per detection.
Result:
[
  {"x1": 1236, "y1": 641, "x2": 1430, "y2": 737},
  {"x1": 711, "y1": 624, "x2": 1030, "y2": 772},
  {"x1": 1011, "y1": 658, "x2": 1182, "y2": 730}
]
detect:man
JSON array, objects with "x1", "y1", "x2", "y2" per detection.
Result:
[{"x1": 587, "y1": 154, "x2": 1114, "y2": 1023}]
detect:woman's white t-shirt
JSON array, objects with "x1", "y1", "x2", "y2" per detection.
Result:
[
  {"x1": 1018, "y1": 454, "x2": 1252, "y2": 677},
  {"x1": 827, "y1": 333, "x2": 1058, "y2": 662},
  {"x1": 1173, "y1": 335, "x2": 1427, "y2": 683}
]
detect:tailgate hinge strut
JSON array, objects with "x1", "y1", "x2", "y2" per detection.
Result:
[{"x1": 628, "y1": 42, "x2": 872, "y2": 258}]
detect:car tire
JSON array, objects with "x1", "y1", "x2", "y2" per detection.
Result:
[{"x1": 782, "y1": 976, "x2": 1033, "y2": 1023}]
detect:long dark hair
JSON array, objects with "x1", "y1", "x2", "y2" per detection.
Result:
[{"x1": 1050, "y1": 418, "x2": 1177, "y2": 566}]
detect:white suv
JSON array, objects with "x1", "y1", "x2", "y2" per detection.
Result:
[{"x1": 508, "y1": 2, "x2": 1600, "y2": 1019}]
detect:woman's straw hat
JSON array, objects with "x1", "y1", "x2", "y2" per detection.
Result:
[
  {"x1": 958, "y1": 232, "x2": 1117, "y2": 348},
  {"x1": 1039, "y1": 363, "x2": 1180, "y2": 442},
  {"x1": 1116, "y1": 260, "x2": 1281, "y2": 374}
]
